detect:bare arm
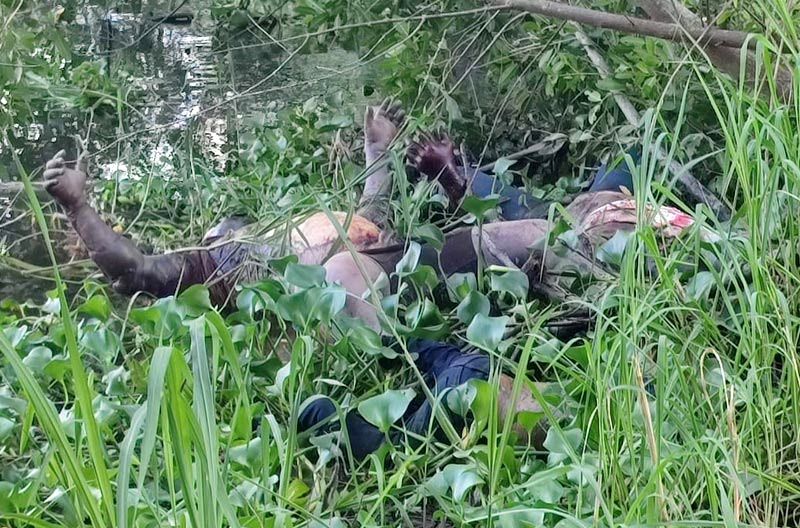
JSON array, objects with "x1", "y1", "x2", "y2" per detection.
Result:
[
  {"x1": 43, "y1": 150, "x2": 208, "y2": 298},
  {"x1": 357, "y1": 99, "x2": 405, "y2": 226}
]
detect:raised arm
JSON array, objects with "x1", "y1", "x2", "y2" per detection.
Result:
[
  {"x1": 356, "y1": 99, "x2": 405, "y2": 227},
  {"x1": 43, "y1": 150, "x2": 209, "y2": 298}
]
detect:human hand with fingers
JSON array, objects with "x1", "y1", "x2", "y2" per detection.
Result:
[
  {"x1": 406, "y1": 130, "x2": 463, "y2": 181},
  {"x1": 43, "y1": 150, "x2": 87, "y2": 211},
  {"x1": 364, "y1": 98, "x2": 405, "y2": 163}
]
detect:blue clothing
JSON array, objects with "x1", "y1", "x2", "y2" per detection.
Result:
[
  {"x1": 588, "y1": 148, "x2": 639, "y2": 193},
  {"x1": 467, "y1": 148, "x2": 639, "y2": 220},
  {"x1": 298, "y1": 339, "x2": 490, "y2": 460},
  {"x1": 469, "y1": 170, "x2": 551, "y2": 220}
]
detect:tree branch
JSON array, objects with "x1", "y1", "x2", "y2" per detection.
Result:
[
  {"x1": 494, "y1": 0, "x2": 756, "y2": 49},
  {"x1": 637, "y1": 0, "x2": 792, "y2": 102}
]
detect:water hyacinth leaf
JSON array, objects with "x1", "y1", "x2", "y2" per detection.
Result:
[
  {"x1": 276, "y1": 285, "x2": 345, "y2": 326},
  {"x1": 424, "y1": 464, "x2": 482, "y2": 502},
  {"x1": 3, "y1": 326, "x2": 27, "y2": 348},
  {"x1": 44, "y1": 355, "x2": 70, "y2": 380},
  {"x1": 468, "y1": 379, "x2": 495, "y2": 434},
  {"x1": 315, "y1": 113, "x2": 353, "y2": 132},
  {"x1": 404, "y1": 265, "x2": 439, "y2": 291},
  {"x1": 0, "y1": 417, "x2": 14, "y2": 441},
  {"x1": 414, "y1": 223, "x2": 444, "y2": 251},
  {"x1": 447, "y1": 273, "x2": 478, "y2": 302},
  {"x1": 310, "y1": 285, "x2": 347, "y2": 323},
  {"x1": 92, "y1": 396, "x2": 117, "y2": 427},
  {"x1": 266, "y1": 254, "x2": 298, "y2": 276},
  {"x1": 445, "y1": 382, "x2": 477, "y2": 417},
  {"x1": 229, "y1": 480, "x2": 260, "y2": 508},
  {"x1": 496, "y1": 506, "x2": 544, "y2": 528},
  {"x1": 77, "y1": 295, "x2": 109, "y2": 321},
  {"x1": 395, "y1": 242, "x2": 422, "y2": 275},
  {"x1": 466, "y1": 313, "x2": 508, "y2": 351},
  {"x1": 346, "y1": 323, "x2": 395, "y2": 358},
  {"x1": 284, "y1": 263, "x2": 326, "y2": 289},
  {"x1": 177, "y1": 284, "x2": 213, "y2": 316},
  {"x1": 456, "y1": 290, "x2": 490, "y2": 324},
  {"x1": 229, "y1": 437, "x2": 264, "y2": 468},
  {"x1": 686, "y1": 271, "x2": 715, "y2": 302},
  {"x1": 236, "y1": 279, "x2": 283, "y2": 317},
  {"x1": 130, "y1": 297, "x2": 184, "y2": 337},
  {"x1": 406, "y1": 299, "x2": 448, "y2": 339},
  {"x1": 488, "y1": 266, "x2": 529, "y2": 298},
  {"x1": 103, "y1": 366, "x2": 129, "y2": 397},
  {"x1": 462, "y1": 195, "x2": 500, "y2": 218},
  {"x1": 79, "y1": 328, "x2": 121, "y2": 364},
  {"x1": 22, "y1": 346, "x2": 52, "y2": 374},
  {"x1": 358, "y1": 388, "x2": 415, "y2": 433},
  {"x1": 544, "y1": 427, "x2": 582, "y2": 466},
  {"x1": 597, "y1": 230, "x2": 632, "y2": 267},
  {"x1": 532, "y1": 338, "x2": 562, "y2": 362},
  {"x1": 516, "y1": 411, "x2": 545, "y2": 435}
]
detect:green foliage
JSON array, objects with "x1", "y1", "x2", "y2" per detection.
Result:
[{"x1": 2, "y1": 0, "x2": 800, "y2": 527}]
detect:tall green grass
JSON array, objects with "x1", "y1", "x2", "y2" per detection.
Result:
[{"x1": 2, "y1": 1, "x2": 800, "y2": 527}]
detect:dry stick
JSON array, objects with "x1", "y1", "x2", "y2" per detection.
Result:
[
  {"x1": 494, "y1": 0, "x2": 755, "y2": 49},
  {"x1": 573, "y1": 26, "x2": 731, "y2": 220}
]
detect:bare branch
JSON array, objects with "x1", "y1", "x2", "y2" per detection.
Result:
[
  {"x1": 637, "y1": 0, "x2": 792, "y2": 102},
  {"x1": 494, "y1": 0, "x2": 756, "y2": 49}
]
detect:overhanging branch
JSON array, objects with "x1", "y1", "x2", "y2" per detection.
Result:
[{"x1": 494, "y1": 0, "x2": 756, "y2": 49}]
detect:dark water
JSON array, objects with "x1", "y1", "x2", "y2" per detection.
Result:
[{"x1": 0, "y1": 1, "x2": 368, "y2": 303}]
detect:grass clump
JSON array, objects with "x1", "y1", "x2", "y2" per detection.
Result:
[{"x1": 1, "y1": 0, "x2": 800, "y2": 527}]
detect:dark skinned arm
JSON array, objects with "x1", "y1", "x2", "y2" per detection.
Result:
[{"x1": 43, "y1": 150, "x2": 209, "y2": 298}]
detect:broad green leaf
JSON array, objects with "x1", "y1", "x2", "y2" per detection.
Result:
[
  {"x1": 488, "y1": 267, "x2": 529, "y2": 298},
  {"x1": 414, "y1": 224, "x2": 444, "y2": 251},
  {"x1": 466, "y1": 313, "x2": 508, "y2": 351},
  {"x1": 423, "y1": 464, "x2": 482, "y2": 502},
  {"x1": 406, "y1": 299, "x2": 448, "y2": 339},
  {"x1": 447, "y1": 273, "x2": 478, "y2": 302},
  {"x1": 456, "y1": 291, "x2": 490, "y2": 324},
  {"x1": 284, "y1": 263, "x2": 326, "y2": 288},
  {"x1": 404, "y1": 265, "x2": 439, "y2": 291},
  {"x1": 77, "y1": 295, "x2": 109, "y2": 321},
  {"x1": 544, "y1": 427, "x2": 582, "y2": 466},
  {"x1": 395, "y1": 242, "x2": 422, "y2": 275},
  {"x1": 177, "y1": 284, "x2": 212, "y2": 315},
  {"x1": 445, "y1": 382, "x2": 477, "y2": 417},
  {"x1": 597, "y1": 230, "x2": 632, "y2": 267},
  {"x1": 462, "y1": 195, "x2": 500, "y2": 218},
  {"x1": 22, "y1": 346, "x2": 52, "y2": 373},
  {"x1": 358, "y1": 388, "x2": 415, "y2": 433},
  {"x1": 103, "y1": 366, "x2": 128, "y2": 397},
  {"x1": 686, "y1": 271, "x2": 715, "y2": 302}
]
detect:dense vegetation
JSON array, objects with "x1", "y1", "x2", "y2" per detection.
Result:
[{"x1": 1, "y1": 0, "x2": 800, "y2": 526}]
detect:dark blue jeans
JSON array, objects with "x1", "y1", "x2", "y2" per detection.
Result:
[{"x1": 298, "y1": 339, "x2": 491, "y2": 460}]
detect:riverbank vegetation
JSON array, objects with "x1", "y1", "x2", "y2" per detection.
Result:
[{"x1": 1, "y1": 0, "x2": 799, "y2": 526}]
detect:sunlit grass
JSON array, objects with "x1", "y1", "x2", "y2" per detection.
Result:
[{"x1": 2, "y1": 0, "x2": 800, "y2": 527}]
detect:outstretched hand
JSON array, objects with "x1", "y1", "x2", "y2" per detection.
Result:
[
  {"x1": 364, "y1": 98, "x2": 405, "y2": 162},
  {"x1": 43, "y1": 150, "x2": 87, "y2": 210},
  {"x1": 406, "y1": 130, "x2": 461, "y2": 180}
]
